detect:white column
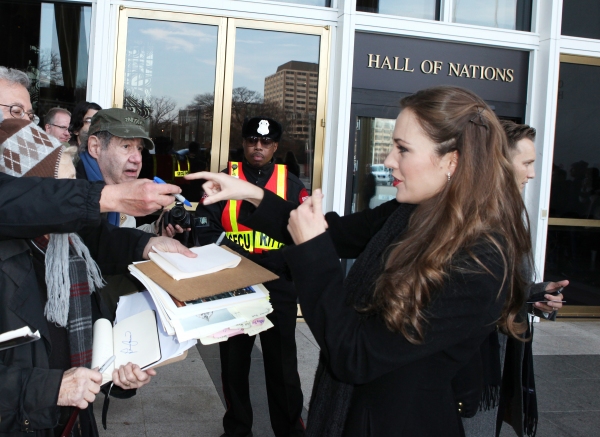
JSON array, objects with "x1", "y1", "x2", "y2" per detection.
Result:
[
  {"x1": 322, "y1": 0, "x2": 356, "y2": 214},
  {"x1": 525, "y1": 0, "x2": 563, "y2": 279},
  {"x1": 87, "y1": 0, "x2": 117, "y2": 108}
]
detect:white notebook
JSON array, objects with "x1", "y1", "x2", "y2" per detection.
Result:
[
  {"x1": 91, "y1": 310, "x2": 161, "y2": 384},
  {"x1": 148, "y1": 244, "x2": 241, "y2": 280}
]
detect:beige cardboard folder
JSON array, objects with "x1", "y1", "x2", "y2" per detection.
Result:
[{"x1": 135, "y1": 246, "x2": 279, "y2": 302}]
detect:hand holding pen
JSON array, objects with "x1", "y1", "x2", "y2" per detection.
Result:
[{"x1": 154, "y1": 176, "x2": 192, "y2": 207}]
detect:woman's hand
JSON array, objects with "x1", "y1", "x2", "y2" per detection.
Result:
[
  {"x1": 143, "y1": 236, "x2": 197, "y2": 259},
  {"x1": 185, "y1": 171, "x2": 264, "y2": 207},
  {"x1": 287, "y1": 189, "x2": 328, "y2": 245},
  {"x1": 112, "y1": 363, "x2": 156, "y2": 390},
  {"x1": 57, "y1": 367, "x2": 102, "y2": 409},
  {"x1": 534, "y1": 279, "x2": 568, "y2": 313}
]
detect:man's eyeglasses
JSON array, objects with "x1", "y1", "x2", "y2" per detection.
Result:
[
  {"x1": 245, "y1": 136, "x2": 275, "y2": 147},
  {"x1": 0, "y1": 104, "x2": 39, "y2": 124},
  {"x1": 49, "y1": 123, "x2": 70, "y2": 132}
]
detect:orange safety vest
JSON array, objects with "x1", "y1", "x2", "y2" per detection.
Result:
[{"x1": 221, "y1": 161, "x2": 287, "y2": 253}]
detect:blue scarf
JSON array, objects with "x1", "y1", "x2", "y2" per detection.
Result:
[{"x1": 80, "y1": 151, "x2": 120, "y2": 227}]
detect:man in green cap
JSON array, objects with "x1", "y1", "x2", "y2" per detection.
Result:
[
  {"x1": 76, "y1": 108, "x2": 177, "y2": 233},
  {"x1": 76, "y1": 108, "x2": 182, "y2": 314}
]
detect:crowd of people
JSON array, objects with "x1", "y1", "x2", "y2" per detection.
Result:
[{"x1": 1, "y1": 63, "x2": 565, "y2": 437}]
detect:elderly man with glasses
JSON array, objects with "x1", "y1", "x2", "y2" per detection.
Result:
[
  {"x1": 194, "y1": 116, "x2": 308, "y2": 437},
  {"x1": 44, "y1": 107, "x2": 72, "y2": 143}
]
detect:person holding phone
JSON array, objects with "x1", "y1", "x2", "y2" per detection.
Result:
[
  {"x1": 458, "y1": 121, "x2": 567, "y2": 437},
  {"x1": 187, "y1": 86, "x2": 532, "y2": 436}
]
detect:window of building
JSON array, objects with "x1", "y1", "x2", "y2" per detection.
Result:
[
  {"x1": 562, "y1": 0, "x2": 600, "y2": 40},
  {"x1": 356, "y1": 0, "x2": 438, "y2": 20},
  {"x1": 452, "y1": 0, "x2": 532, "y2": 31},
  {"x1": 545, "y1": 57, "x2": 600, "y2": 308},
  {"x1": 0, "y1": 0, "x2": 93, "y2": 119}
]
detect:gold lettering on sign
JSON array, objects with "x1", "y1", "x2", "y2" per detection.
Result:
[
  {"x1": 484, "y1": 67, "x2": 496, "y2": 80},
  {"x1": 459, "y1": 64, "x2": 470, "y2": 78},
  {"x1": 393, "y1": 57, "x2": 414, "y2": 72},
  {"x1": 495, "y1": 68, "x2": 506, "y2": 81},
  {"x1": 421, "y1": 60, "x2": 434, "y2": 74},
  {"x1": 448, "y1": 62, "x2": 461, "y2": 77},
  {"x1": 368, "y1": 54, "x2": 380, "y2": 68},
  {"x1": 394, "y1": 57, "x2": 404, "y2": 71},
  {"x1": 381, "y1": 56, "x2": 392, "y2": 70},
  {"x1": 366, "y1": 54, "x2": 516, "y2": 83}
]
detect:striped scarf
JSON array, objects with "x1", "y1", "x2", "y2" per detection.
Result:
[{"x1": 33, "y1": 235, "x2": 104, "y2": 368}]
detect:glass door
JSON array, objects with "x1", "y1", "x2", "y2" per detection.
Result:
[
  {"x1": 114, "y1": 9, "x2": 226, "y2": 193},
  {"x1": 220, "y1": 19, "x2": 329, "y2": 192},
  {"x1": 545, "y1": 55, "x2": 600, "y2": 317},
  {"x1": 351, "y1": 116, "x2": 396, "y2": 213},
  {"x1": 114, "y1": 9, "x2": 329, "y2": 196}
]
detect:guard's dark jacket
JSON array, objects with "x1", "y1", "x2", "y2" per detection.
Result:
[{"x1": 0, "y1": 173, "x2": 151, "y2": 436}]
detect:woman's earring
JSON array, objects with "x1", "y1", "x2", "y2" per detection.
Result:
[{"x1": 447, "y1": 172, "x2": 451, "y2": 182}]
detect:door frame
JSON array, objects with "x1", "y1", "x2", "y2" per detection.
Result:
[{"x1": 113, "y1": 7, "x2": 330, "y2": 190}]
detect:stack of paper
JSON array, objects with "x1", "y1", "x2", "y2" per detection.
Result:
[
  {"x1": 127, "y1": 244, "x2": 278, "y2": 345},
  {"x1": 148, "y1": 244, "x2": 241, "y2": 280}
]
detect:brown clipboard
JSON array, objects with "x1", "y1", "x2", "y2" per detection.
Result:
[{"x1": 134, "y1": 246, "x2": 278, "y2": 302}]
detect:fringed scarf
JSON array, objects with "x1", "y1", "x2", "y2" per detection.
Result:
[
  {"x1": 32, "y1": 234, "x2": 104, "y2": 368},
  {"x1": 79, "y1": 151, "x2": 120, "y2": 227},
  {"x1": 306, "y1": 203, "x2": 417, "y2": 437}
]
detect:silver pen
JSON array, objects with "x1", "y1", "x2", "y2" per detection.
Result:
[
  {"x1": 98, "y1": 355, "x2": 116, "y2": 373},
  {"x1": 215, "y1": 231, "x2": 226, "y2": 246}
]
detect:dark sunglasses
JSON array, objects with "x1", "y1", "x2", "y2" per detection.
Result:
[{"x1": 246, "y1": 136, "x2": 275, "y2": 147}]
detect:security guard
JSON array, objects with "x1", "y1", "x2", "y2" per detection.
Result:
[{"x1": 195, "y1": 117, "x2": 308, "y2": 437}]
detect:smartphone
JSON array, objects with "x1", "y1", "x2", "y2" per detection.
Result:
[{"x1": 527, "y1": 286, "x2": 564, "y2": 304}]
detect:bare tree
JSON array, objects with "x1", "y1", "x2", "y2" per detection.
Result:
[{"x1": 148, "y1": 95, "x2": 178, "y2": 135}]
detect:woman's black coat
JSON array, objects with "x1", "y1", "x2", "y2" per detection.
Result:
[{"x1": 241, "y1": 191, "x2": 511, "y2": 437}]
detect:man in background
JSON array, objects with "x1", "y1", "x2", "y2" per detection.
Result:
[{"x1": 44, "y1": 107, "x2": 71, "y2": 142}]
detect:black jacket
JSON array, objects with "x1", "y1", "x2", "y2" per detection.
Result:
[
  {"x1": 0, "y1": 173, "x2": 151, "y2": 436},
  {"x1": 242, "y1": 191, "x2": 510, "y2": 436},
  {"x1": 194, "y1": 160, "x2": 307, "y2": 302}
]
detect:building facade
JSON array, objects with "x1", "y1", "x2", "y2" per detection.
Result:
[{"x1": 2, "y1": 0, "x2": 599, "y2": 316}]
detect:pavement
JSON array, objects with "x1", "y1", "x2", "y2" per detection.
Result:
[{"x1": 95, "y1": 319, "x2": 600, "y2": 437}]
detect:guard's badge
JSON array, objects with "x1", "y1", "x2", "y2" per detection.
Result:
[
  {"x1": 257, "y1": 120, "x2": 270, "y2": 136},
  {"x1": 194, "y1": 216, "x2": 209, "y2": 227}
]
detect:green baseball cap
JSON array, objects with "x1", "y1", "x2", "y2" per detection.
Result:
[{"x1": 88, "y1": 108, "x2": 154, "y2": 150}]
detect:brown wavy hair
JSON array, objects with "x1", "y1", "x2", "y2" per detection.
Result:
[{"x1": 367, "y1": 86, "x2": 531, "y2": 343}]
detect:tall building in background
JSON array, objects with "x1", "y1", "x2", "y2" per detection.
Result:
[{"x1": 264, "y1": 60, "x2": 318, "y2": 143}]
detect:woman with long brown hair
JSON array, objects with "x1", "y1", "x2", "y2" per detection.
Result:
[{"x1": 188, "y1": 86, "x2": 532, "y2": 436}]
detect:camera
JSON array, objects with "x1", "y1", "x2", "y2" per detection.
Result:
[
  {"x1": 161, "y1": 202, "x2": 212, "y2": 248},
  {"x1": 162, "y1": 201, "x2": 192, "y2": 229}
]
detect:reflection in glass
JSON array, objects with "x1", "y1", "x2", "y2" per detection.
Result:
[
  {"x1": 562, "y1": 0, "x2": 600, "y2": 40},
  {"x1": 0, "y1": 1, "x2": 92, "y2": 118},
  {"x1": 229, "y1": 29, "x2": 320, "y2": 192},
  {"x1": 123, "y1": 19, "x2": 217, "y2": 150},
  {"x1": 545, "y1": 61, "x2": 600, "y2": 306},
  {"x1": 350, "y1": 117, "x2": 395, "y2": 213},
  {"x1": 452, "y1": 0, "x2": 531, "y2": 30},
  {"x1": 545, "y1": 227, "x2": 600, "y2": 306},
  {"x1": 356, "y1": 0, "x2": 438, "y2": 20},
  {"x1": 122, "y1": 18, "x2": 219, "y2": 199}
]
